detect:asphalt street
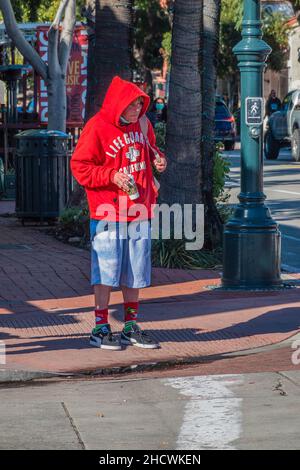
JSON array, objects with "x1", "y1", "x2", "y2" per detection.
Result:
[
  {"x1": 224, "y1": 144, "x2": 300, "y2": 273},
  {"x1": 0, "y1": 370, "x2": 299, "y2": 450}
]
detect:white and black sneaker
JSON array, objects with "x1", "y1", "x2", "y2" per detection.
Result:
[
  {"x1": 121, "y1": 323, "x2": 159, "y2": 349},
  {"x1": 89, "y1": 324, "x2": 122, "y2": 350}
]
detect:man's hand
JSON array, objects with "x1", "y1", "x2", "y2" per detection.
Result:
[
  {"x1": 153, "y1": 157, "x2": 167, "y2": 173},
  {"x1": 113, "y1": 172, "x2": 132, "y2": 192}
]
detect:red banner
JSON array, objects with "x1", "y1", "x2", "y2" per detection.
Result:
[{"x1": 36, "y1": 25, "x2": 88, "y2": 126}]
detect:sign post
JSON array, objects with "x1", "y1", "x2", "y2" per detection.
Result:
[{"x1": 222, "y1": 0, "x2": 282, "y2": 289}]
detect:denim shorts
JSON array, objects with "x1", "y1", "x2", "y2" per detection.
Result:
[{"x1": 90, "y1": 219, "x2": 152, "y2": 288}]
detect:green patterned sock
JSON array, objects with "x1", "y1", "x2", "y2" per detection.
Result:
[
  {"x1": 124, "y1": 320, "x2": 136, "y2": 334},
  {"x1": 92, "y1": 323, "x2": 110, "y2": 334},
  {"x1": 124, "y1": 304, "x2": 138, "y2": 333}
]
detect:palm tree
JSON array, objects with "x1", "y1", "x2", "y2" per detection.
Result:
[
  {"x1": 201, "y1": 0, "x2": 222, "y2": 247},
  {"x1": 84, "y1": 0, "x2": 133, "y2": 121},
  {"x1": 160, "y1": 0, "x2": 222, "y2": 247},
  {"x1": 161, "y1": 0, "x2": 203, "y2": 206}
]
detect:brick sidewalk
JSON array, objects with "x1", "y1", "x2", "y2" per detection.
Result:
[{"x1": 1, "y1": 204, "x2": 300, "y2": 376}]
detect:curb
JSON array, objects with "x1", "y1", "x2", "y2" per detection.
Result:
[
  {"x1": 0, "y1": 369, "x2": 72, "y2": 384},
  {"x1": 1, "y1": 332, "x2": 299, "y2": 384},
  {"x1": 0, "y1": 356, "x2": 222, "y2": 384}
]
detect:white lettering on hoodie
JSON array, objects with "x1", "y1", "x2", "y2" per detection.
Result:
[
  {"x1": 105, "y1": 132, "x2": 146, "y2": 158},
  {"x1": 119, "y1": 161, "x2": 147, "y2": 174}
]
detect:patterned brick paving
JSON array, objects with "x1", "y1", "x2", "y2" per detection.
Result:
[{"x1": 0, "y1": 201, "x2": 300, "y2": 375}]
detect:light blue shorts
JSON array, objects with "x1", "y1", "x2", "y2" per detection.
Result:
[{"x1": 90, "y1": 219, "x2": 152, "y2": 288}]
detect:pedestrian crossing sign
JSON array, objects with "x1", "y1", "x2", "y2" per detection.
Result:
[{"x1": 246, "y1": 97, "x2": 264, "y2": 126}]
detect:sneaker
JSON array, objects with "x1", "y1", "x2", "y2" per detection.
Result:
[
  {"x1": 121, "y1": 323, "x2": 159, "y2": 349},
  {"x1": 89, "y1": 324, "x2": 122, "y2": 350}
]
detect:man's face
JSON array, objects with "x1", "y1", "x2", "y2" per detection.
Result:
[
  {"x1": 271, "y1": 90, "x2": 276, "y2": 98},
  {"x1": 122, "y1": 97, "x2": 144, "y2": 123}
]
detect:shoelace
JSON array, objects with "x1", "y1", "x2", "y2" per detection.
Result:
[
  {"x1": 133, "y1": 325, "x2": 151, "y2": 341},
  {"x1": 104, "y1": 331, "x2": 120, "y2": 343}
]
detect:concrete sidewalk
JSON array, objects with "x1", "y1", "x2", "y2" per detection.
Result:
[
  {"x1": 1, "y1": 371, "x2": 300, "y2": 450},
  {"x1": 1, "y1": 201, "x2": 300, "y2": 381}
]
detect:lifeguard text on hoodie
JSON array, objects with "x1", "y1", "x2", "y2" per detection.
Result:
[{"x1": 71, "y1": 76, "x2": 165, "y2": 222}]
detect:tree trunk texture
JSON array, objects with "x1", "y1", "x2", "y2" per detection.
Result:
[
  {"x1": 85, "y1": 0, "x2": 133, "y2": 121},
  {"x1": 47, "y1": 23, "x2": 67, "y2": 132},
  {"x1": 47, "y1": 72, "x2": 67, "y2": 132},
  {"x1": 201, "y1": 0, "x2": 223, "y2": 248},
  {"x1": 160, "y1": 0, "x2": 203, "y2": 207},
  {"x1": 160, "y1": 0, "x2": 222, "y2": 247}
]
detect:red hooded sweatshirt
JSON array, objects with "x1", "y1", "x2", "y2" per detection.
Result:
[{"x1": 70, "y1": 76, "x2": 165, "y2": 222}]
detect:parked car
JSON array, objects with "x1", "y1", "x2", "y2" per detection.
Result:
[
  {"x1": 233, "y1": 107, "x2": 241, "y2": 136},
  {"x1": 264, "y1": 90, "x2": 300, "y2": 161},
  {"x1": 215, "y1": 98, "x2": 236, "y2": 151},
  {"x1": 262, "y1": 1, "x2": 295, "y2": 20}
]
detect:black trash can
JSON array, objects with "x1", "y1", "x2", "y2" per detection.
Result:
[{"x1": 15, "y1": 130, "x2": 72, "y2": 222}]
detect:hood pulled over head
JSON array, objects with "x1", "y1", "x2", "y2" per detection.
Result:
[{"x1": 99, "y1": 76, "x2": 150, "y2": 127}]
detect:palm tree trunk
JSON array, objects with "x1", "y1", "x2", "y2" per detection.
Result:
[
  {"x1": 160, "y1": 0, "x2": 203, "y2": 206},
  {"x1": 160, "y1": 0, "x2": 222, "y2": 247},
  {"x1": 201, "y1": 0, "x2": 223, "y2": 247},
  {"x1": 85, "y1": 0, "x2": 133, "y2": 121}
]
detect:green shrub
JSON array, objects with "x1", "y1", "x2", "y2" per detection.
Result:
[
  {"x1": 217, "y1": 204, "x2": 235, "y2": 224},
  {"x1": 213, "y1": 144, "x2": 231, "y2": 203},
  {"x1": 152, "y1": 237, "x2": 222, "y2": 269},
  {"x1": 56, "y1": 206, "x2": 90, "y2": 243}
]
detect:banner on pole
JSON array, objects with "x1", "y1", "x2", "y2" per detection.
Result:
[{"x1": 36, "y1": 26, "x2": 88, "y2": 126}]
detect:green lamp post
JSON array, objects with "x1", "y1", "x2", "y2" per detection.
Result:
[{"x1": 222, "y1": 0, "x2": 282, "y2": 289}]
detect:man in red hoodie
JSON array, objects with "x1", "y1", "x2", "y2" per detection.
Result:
[{"x1": 71, "y1": 76, "x2": 167, "y2": 350}]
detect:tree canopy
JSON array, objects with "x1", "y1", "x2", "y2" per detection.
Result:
[
  {"x1": 134, "y1": 0, "x2": 170, "y2": 70},
  {"x1": 2, "y1": 0, "x2": 297, "y2": 87},
  {"x1": 2, "y1": 0, "x2": 85, "y2": 22},
  {"x1": 220, "y1": 0, "x2": 300, "y2": 78}
]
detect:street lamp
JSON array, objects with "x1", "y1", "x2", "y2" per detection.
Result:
[{"x1": 222, "y1": 0, "x2": 282, "y2": 289}]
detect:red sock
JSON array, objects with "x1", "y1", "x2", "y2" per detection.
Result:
[
  {"x1": 124, "y1": 302, "x2": 139, "y2": 323},
  {"x1": 95, "y1": 308, "x2": 108, "y2": 326}
]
